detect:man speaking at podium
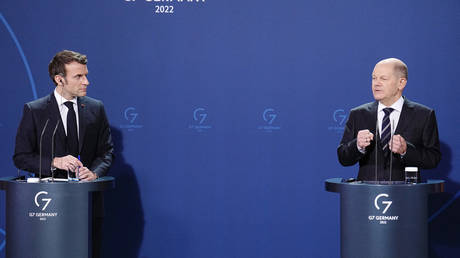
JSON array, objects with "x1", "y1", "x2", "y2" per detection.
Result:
[
  {"x1": 12, "y1": 50, "x2": 114, "y2": 257},
  {"x1": 337, "y1": 58, "x2": 441, "y2": 181}
]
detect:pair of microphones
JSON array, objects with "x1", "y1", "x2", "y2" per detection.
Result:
[
  {"x1": 373, "y1": 119, "x2": 395, "y2": 182},
  {"x1": 25, "y1": 118, "x2": 60, "y2": 182}
]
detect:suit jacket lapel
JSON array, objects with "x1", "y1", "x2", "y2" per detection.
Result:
[
  {"x1": 77, "y1": 97, "x2": 86, "y2": 153},
  {"x1": 368, "y1": 101, "x2": 378, "y2": 136},
  {"x1": 47, "y1": 93, "x2": 66, "y2": 142}
]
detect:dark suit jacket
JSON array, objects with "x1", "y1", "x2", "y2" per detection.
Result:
[
  {"x1": 337, "y1": 98, "x2": 441, "y2": 181},
  {"x1": 13, "y1": 92, "x2": 114, "y2": 178}
]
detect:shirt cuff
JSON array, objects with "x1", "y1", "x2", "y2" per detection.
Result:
[{"x1": 357, "y1": 143, "x2": 366, "y2": 154}]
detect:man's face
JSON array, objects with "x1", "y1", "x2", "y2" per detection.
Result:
[
  {"x1": 58, "y1": 62, "x2": 89, "y2": 100},
  {"x1": 372, "y1": 62, "x2": 405, "y2": 106}
]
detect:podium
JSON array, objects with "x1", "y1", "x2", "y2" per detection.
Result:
[
  {"x1": 325, "y1": 178, "x2": 443, "y2": 258},
  {"x1": 0, "y1": 176, "x2": 114, "y2": 258}
]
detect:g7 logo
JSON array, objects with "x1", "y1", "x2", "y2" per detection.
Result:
[
  {"x1": 193, "y1": 108, "x2": 207, "y2": 124},
  {"x1": 333, "y1": 109, "x2": 347, "y2": 126},
  {"x1": 263, "y1": 108, "x2": 277, "y2": 125},
  {"x1": 374, "y1": 193, "x2": 392, "y2": 214},
  {"x1": 35, "y1": 191, "x2": 52, "y2": 211},
  {"x1": 124, "y1": 107, "x2": 138, "y2": 124}
]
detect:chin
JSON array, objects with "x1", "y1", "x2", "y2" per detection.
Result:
[{"x1": 373, "y1": 95, "x2": 382, "y2": 101}]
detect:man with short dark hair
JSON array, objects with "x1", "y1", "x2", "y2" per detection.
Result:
[
  {"x1": 13, "y1": 50, "x2": 114, "y2": 257},
  {"x1": 48, "y1": 50, "x2": 88, "y2": 85},
  {"x1": 337, "y1": 58, "x2": 441, "y2": 181},
  {"x1": 14, "y1": 49, "x2": 113, "y2": 180}
]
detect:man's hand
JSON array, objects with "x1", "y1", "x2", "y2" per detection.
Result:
[
  {"x1": 52, "y1": 155, "x2": 83, "y2": 172},
  {"x1": 389, "y1": 134, "x2": 407, "y2": 155},
  {"x1": 78, "y1": 167, "x2": 98, "y2": 181},
  {"x1": 357, "y1": 129, "x2": 374, "y2": 149}
]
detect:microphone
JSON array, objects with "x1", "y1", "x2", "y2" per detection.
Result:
[
  {"x1": 39, "y1": 118, "x2": 50, "y2": 180},
  {"x1": 374, "y1": 118, "x2": 379, "y2": 182},
  {"x1": 389, "y1": 119, "x2": 395, "y2": 181},
  {"x1": 51, "y1": 119, "x2": 61, "y2": 181}
]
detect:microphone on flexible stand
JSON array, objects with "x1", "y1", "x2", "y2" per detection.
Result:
[
  {"x1": 389, "y1": 119, "x2": 395, "y2": 181},
  {"x1": 34, "y1": 119, "x2": 49, "y2": 182},
  {"x1": 374, "y1": 118, "x2": 379, "y2": 182},
  {"x1": 51, "y1": 119, "x2": 61, "y2": 182}
]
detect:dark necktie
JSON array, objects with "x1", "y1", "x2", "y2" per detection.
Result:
[
  {"x1": 64, "y1": 101, "x2": 79, "y2": 157},
  {"x1": 381, "y1": 107, "x2": 394, "y2": 153}
]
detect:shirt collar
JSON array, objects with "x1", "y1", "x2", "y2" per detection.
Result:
[
  {"x1": 54, "y1": 88, "x2": 77, "y2": 106},
  {"x1": 378, "y1": 96, "x2": 404, "y2": 113}
]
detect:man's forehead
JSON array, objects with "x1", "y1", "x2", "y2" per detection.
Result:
[
  {"x1": 373, "y1": 62, "x2": 394, "y2": 75},
  {"x1": 64, "y1": 62, "x2": 88, "y2": 74}
]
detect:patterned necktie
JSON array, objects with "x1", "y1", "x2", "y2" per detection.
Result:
[
  {"x1": 381, "y1": 107, "x2": 394, "y2": 152},
  {"x1": 64, "y1": 101, "x2": 79, "y2": 157}
]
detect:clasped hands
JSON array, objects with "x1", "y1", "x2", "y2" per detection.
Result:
[
  {"x1": 357, "y1": 129, "x2": 407, "y2": 154},
  {"x1": 52, "y1": 155, "x2": 98, "y2": 181}
]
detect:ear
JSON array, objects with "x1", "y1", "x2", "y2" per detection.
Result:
[
  {"x1": 398, "y1": 77, "x2": 407, "y2": 91},
  {"x1": 54, "y1": 74, "x2": 65, "y2": 86}
]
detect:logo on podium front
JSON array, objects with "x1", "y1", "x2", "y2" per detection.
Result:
[
  {"x1": 374, "y1": 193, "x2": 392, "y2": 214},
  {"x1": 35, "y1": 191, "x2": 52, "y2": 211},
  {"x1": 368, "y1": 193, "x2": 399, "y2": 225},
  {"x1": 28, "y1": 191, "x2": 58, "y2": 221}
]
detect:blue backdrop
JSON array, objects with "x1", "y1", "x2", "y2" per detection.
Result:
[{"x1": 0, "y1": 0, "x2": 459, "y2": 257}]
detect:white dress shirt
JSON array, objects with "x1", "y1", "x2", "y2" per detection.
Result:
[
  {"x1": 54, "y1": 89, "x2": 80, "y2": 138},
  {"x1": 357, "y1": 96, "x2": 404, "y2": 153},
  {"x1": 377, "y1": 96, "x2": 404, "y2": 138}
]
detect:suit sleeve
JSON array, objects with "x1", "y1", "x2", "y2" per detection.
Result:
[
  {"x1": 89, "y1": 103, "x2": 114, "y2": 177},
  {"x1": 403, "y1": 110, "x2": 441, "y2": 169},
  {"x1": 337, "y1": 110, "x2": 365, "y2": 166},
  {"x1": 13, "y1": 104, "x2": 52, "y2": 175}
]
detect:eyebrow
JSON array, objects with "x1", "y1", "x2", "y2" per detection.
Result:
[{"x1": 74, "y1": 71, "x2": 89, "y2": 76}]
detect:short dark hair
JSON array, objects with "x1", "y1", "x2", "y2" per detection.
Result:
[{"x1": 48, "y1": 50, "x2": 87, "y2": 86}]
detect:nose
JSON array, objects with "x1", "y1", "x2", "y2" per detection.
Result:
[{"x1": 83, "y1": 75, "x2": 89, "y2": 86}]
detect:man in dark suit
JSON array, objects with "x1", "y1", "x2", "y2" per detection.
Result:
[
  {"x1": 13, "y1": 50, "x2": 114, "y2": 257},
  {"x1": 13, "y1": 50, "x2": 113, "y2": 180},
  {"x1": 337, "y1": 58, "x2": 441, "y2": 181}
]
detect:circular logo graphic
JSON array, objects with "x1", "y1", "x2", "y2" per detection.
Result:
[
  {"x1": 193, "y1": 108, "x2": 207, "y2": 124},
  {"x1": 0, "y1": 12, "x2": 37, "y2": 99},
  {"x1": 374, "y1": 193, "x2": 392, "y2": 214},
  {"x1": 263, "y1": 108, "x2": 277, "y2": 124},
  {"x1": 333, "y1": 109, "x2": 347, "y2": 125},
  {"x1": 124, "y1": 107, "x2": 139, "y2": 124}
]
